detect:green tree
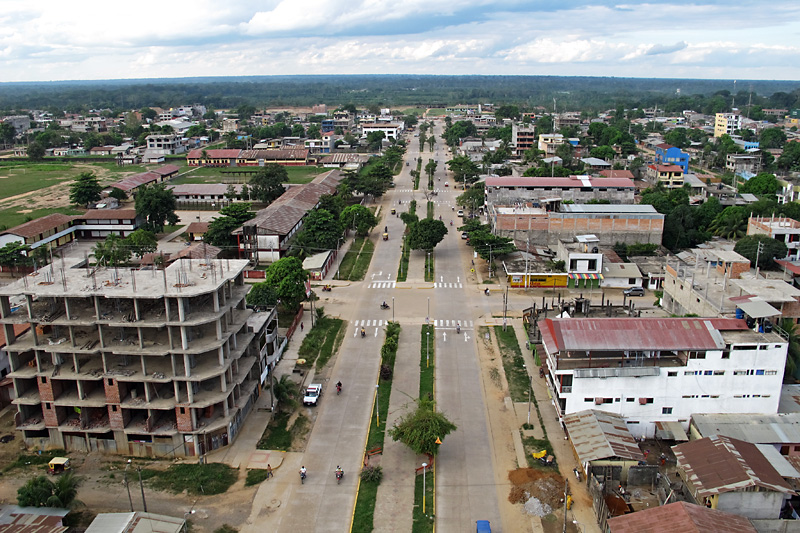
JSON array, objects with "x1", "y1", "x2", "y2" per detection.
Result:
[
  {"x1": 739, "y1": 172, "x2": 780, "y2": 197},
  {"x1": 456, "y1": 183, "x2": 485, "y2": 214},
  {"x1": 317, "y1": 194, "x2": 346, "y2": 219},
  {"x1": 205, "y1": 203, "x2": 253, "y2": 248},
  {"x1": 17, "y1": 472, "x2": 79, "y2": 508},
  {"x1": 780, "y1": 319, "x2": 800, "y2": 379},
  {"x1": 708, "y1": 206, "x2": 748, "y2": 239},
  {"x1": 124, "y1": 229, "x2": 158, "y2": 259},
  {"x1": 246, "y1": 282, "x2": 278, "y2": 309},
  {"x1": 351, "y1": 163, "x2": 392, "y2": 197},
  {"x1": 734, "y1": 235, "x2": 788, "y2": 269},
  {"x1": 536, "y1": 115, "x2": 554, "y2": 135},
  {"x1": 27, "y1": 141, "x2": 45, "y2": 160},
  {"x1": 494, "y1": 105, "x2": 520, "y2": 120},
  {"x1": 424, "y1": 159, "x2": 438, "y2": 185},
  {"x1": 366, "y1": 131, "x2": 385, "y2": 151},
  {"x1": 590, "y1": 145, "x2": 615, "y2": 161},
  {"x1": 555, "y1": 142, "x2": 574, "y2": 169},
  {"x1": 447, "y1": 155, "x2": 480, "y2": 185},
  {"x1": 107, "y1": 187, "x2": 128, "y2": 201},
  {"x1": 69, "y1": 172, "x2": 103, "y2": 206},
  {"x1": 407, "y1": 218, "x2": 448, "y2": 251},
  {"x1": 296, "y1": 209, "x2": 343, "y2": 250},
  {"x1": 0, "y1": 242, "x2": 32, "y2": 274},
  {"x1": 442, "y1": 120, "x2": 477, "y2": 148},
  {"x1": 0, "y1": 122, "x2": 16, "y2": 144},
  {"x1": 135, "y1": 184, "x2": 179, "y2": 232},
  {"x1": 264, "y1": 257, "x2": 308, "y2": 311},
  {"x1": 777, "y1": 141, "x2": 800, "y2": 172},
  {"x1": 291, "y1": 124, "x2": 305, "y2": 137},
  {"x1": 467, "y1": 230, "x2": 515, "y2": 261},
  {"x1": 341, "y1": 204, "x2": 378, "y2": 236},
  {"x1": 249, "y1": 164, "x2": 287, "y2": 204},
  {"x1": 93, "y1": 234, "x2": 131, "y2": 266},
  {"x1": 760, "y1": 128, "x2": 787, "y2": 149},
  {"x1": 271, "y1": 374, "x2": 299, "y2": 414},
  {"x1": 140, "y1": 107, "x2": 157, "y2": 121},
  {"x1": 388, "y1": 399, "x2": 457, "y2": 457}
]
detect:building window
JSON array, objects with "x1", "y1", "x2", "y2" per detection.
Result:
[
  {"x1": 45, "y1": 403, "x2": 51, "y2": 409},
  {"x1": 756, "y1": 369, "x2": 765, "y2": 375},
  {"x1": 765, "y1": 370, "x2": 778, "y2": 375},
  {"x1": 41, "y1": 376, "x2": 47, "y2": 384},
  {"x1": 667, "y1": 371, "x2": 677, "y2": 377},
  {"x1": 585, "y1": 398, "x2": 593, "y2": 402},
  {"x1": 108, "y1": 378, "x2": 113, "y2": 386},
  {"x1": 704, "y1": 370, "x2": 713, "y2": 375},
  {"x1": 662, "y1": 407, "x2": 673, "y2": 415},
  {"x1": 112, "y1": 405, "x2": 117, "y2": 412},
  {"x1": 179, "y1": 407, "x2": 186, "y2": 414},
  {"x1": 626, "y1": 398, "x2": 635, "y2": 402}
]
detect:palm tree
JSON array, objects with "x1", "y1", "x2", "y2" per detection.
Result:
[{"x1": 272, "y1": 375, "x2": 299, "y2": 413}]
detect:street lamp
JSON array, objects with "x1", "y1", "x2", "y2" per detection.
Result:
[
  {"x1": 392, "y1": 296, "x2": 395, "y2": 322},
  {"x1": 375, "y1": 384, "x2": 380, "y2": 426},
  {"x1": 426, "y1": 331, "x2": 430, "y2": 368},
  {"x1": 523, "y1": 365, "x2": 533, "y2": 426},
  {"x1": 421, "y1": 462, "x2": 428, "y2": 514},
  {"x1": 124, "y1": 459, "x2": 134, "y2": 512},
  {"x1": 183, "y1": 510, "x2": 196, "y2": 533}
]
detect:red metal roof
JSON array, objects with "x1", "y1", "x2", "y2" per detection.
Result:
[
  {"x1": 186, "y1": 149, "x2": 242, "y2": 159},
  {"x1": 1, "y1": 213, "x2": 76, "y2": 238},
  {"x1": 540, "y1": 317, "x2": 747, "y2": 353},
  {"x1": 485, "y1": 176, "x2": 634, "y2": 188},
  {"x1": 607, "y1": 501, "x2": 756, "y2": 533},
  {"x1": 655, "y1": 143, "x2": 674, "y2": 150}
]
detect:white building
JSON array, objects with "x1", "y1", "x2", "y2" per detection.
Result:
[
  {"x1": 539, "y1": 317, "x2": 787, "y2": 438},
  {"x1": 360, "y1": 123, "x2": 402, "y2": 141}
]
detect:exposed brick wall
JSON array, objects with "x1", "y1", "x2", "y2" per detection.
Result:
[
  {"x1": 176, "y1": 405, "x2": 193, "y2": 432},
  {"x1": 42, "y1": 403, "x2": 59, "y2": 427},
  {"x1": 37, "y1": 376, "x2": 62, "y2": 403},
  {"x1": 103, "y1": 377, "x2": 122, "y2": 404},
  {"x1": 108, "y1": 405, "x2": 128, "y2": 430}
]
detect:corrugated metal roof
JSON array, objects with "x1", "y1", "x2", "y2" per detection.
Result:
[
  {"x1": 186, "y1": 149, "x2": 241, "y2": 159},
  {"x1": 1, "y1": 213, "x2": 75, "y2": 238},
  {"x1": 79, "y1": 209, "x2": 138, "y2": 220},
  {"x1": 560, "y1": 204, "x2": 658, "y2": 214},
  {"x1": 111, "y1": 171, "x2": 160, "y2": 192},
  {"x1": 673, "y1": 435, "x2": 795, "y2": 497},
  {"x1": 485, "y1": 176, "x2": 635, "y2": 188},
  {"x1": 564, "y1": 409, "x2": 644, "y2": 463},
  {"x1": 692, "y1": 413, "x2": 800, "y2": 444},
  {"x1": 540, "y1": 318, "x2": 743, "y2": 354},
  {"x1": 655, "y1": 420, "x2": 689, "y2": 441},
  {"x1": 607, "y1": 501, "x2": 756, "y2": 533},
  {"x1": 755, "y1": 444, "x2": 800, "y2": 478}
]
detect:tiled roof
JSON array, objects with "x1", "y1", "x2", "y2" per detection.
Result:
[
  {"x1": 78, "y1": 209, "x2": 138, "y2": 220},
  {"x1": 111, "y1": 172, "x2": 160, "y2": 192},
  {"x1": 674, "y1": 435, "x2": 795, "y2": 497},
  {"x1": 655, "y1": 143, "x2": 675, "y2": 150},
  {"x1": 1, "y1": 213, "x2": 75, "y2": 239},
  {"x1": 607, "y1": 501, "x2": 757, "y2": 533}
]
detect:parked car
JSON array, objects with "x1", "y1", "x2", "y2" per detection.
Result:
[
  {"x1": 623, "y1": 287, "x2": 645, "y2": 297},
  {"x1": 457, "y1": 209, "x2": 464, "y2": 217},
  {"x1": 303, "y1": 384, "x2": 323, "y2": 406},
  {"x1": 461, "y1": 232, "x2": 469, "y2": 239}
]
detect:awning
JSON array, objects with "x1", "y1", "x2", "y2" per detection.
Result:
[
  {"x1": 737, "y1": 300, "x2": 780, "y2": 319},
  {"x1": 655, "y1": 420, "x2": 688, "y2": 441},
  {"x1": 568, "y1": 273, "x2": 604, "y2": 280}
]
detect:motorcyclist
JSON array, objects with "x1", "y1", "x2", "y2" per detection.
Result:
[
  {"x1": 450, "y1": 220, "x2": 453, "y2": 226},
  {"x1": 456, "y1": 322, "x2": 461, "y2": 334},
  {"x1": 299, "y1": 466, "x2": 307, "y2": 481},
  {"x1": 336, "y1": 381, "x2": 342, "y2": 393},
  {"x1": 336, "y1": 465, "x2": 343, "y2": 476},
  {"x1": 361, "y1": 327, "x2": 365, "y2": 337}
]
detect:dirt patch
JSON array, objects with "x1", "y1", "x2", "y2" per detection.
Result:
[{"x1": 508, "y1": 468, "x2": 565, "y2": 509}]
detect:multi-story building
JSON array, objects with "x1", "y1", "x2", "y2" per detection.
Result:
[
  {"x1": 360, "y1": 123, "x2": 402, "y2": 141},
  {"x1": 646, "y1": 164, "x2": 684, "y2": 189},
  {"x1": 0, "y1": 258, "x2": 277, "y2": 457},
  {"x1": 511, "y1": 123, "x2": 536, "y2": 157},
  {"x1": 726, "y1": 153, "x2": 761, "y2": 176},
  {"x1": 538, "y1": 133, "x2": 565, "y2": 157},
  {"x1": 538, "y1": 317, "x2": 788, "y2": 438},
  {"x1": 748, "y1": 215, "x2": 800, "y2": 261},
  {"x1": 146, "y1": 134, "x2": 185, "y2": 156},
  {"x1": 2, "y1": 115, "x2": 31, "y2": 134},
  {"x1": 714, "y1": 112, "x2": 743, "y2": 138}
]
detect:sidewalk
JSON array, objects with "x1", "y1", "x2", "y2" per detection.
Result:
[{"x1": 511, "y1": 320, "x2": 601, "y2": 533}]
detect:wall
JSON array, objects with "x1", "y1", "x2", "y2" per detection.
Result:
[{"x1": 718, "y1": 490, "x2": 785, "y2": 520}]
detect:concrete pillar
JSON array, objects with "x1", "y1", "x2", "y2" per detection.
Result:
[
  {"x1": 133, "y1": 299, "x2": 140, "y2": 321},
  {"x1": 180, "y1": 326, "x2": 188, "y2": 350},
  {"x1": 183, "y1": 354, "x2": 191, "y2": 377},
  {"x1": 218, "y1": 346, "x2": 225, "y2": 366},
  {"x1": 187, "y1": 382, "x2": 194, "y2": 403},
  {"x1": 138, "y1": 327, "x2": 144, "y2": 349},
  {"x1": 213, "y1": 291, "x2": 220, "y2": 313},
  {"x1": 177, "y1": 297, "x2": 186, "y2": 322},
  {"x1": 93, "y1": 296, "x2": 100, "y2": 320},
  {"x1": 64, "y1": 298, "x2": 72, "y2": 320},
  {"x1": 216, "y1": 319, "x2": 222, "y2": 341},
  {"x1": 173, "y1": 382, "x2": 181, "y2": 403}
]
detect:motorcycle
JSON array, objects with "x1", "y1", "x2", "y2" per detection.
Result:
[
  {"x1": 336, "y1": 383, "x2": 342, "y2": 395},
  {"x1": 380, "y1": 303, "x2": 390, "y2": 310},
  {"x1": 300, "y1": 470, "x2": 307, "y2": 484},
  {"x1": 484, "y1": 288, "x2": 490, "y2": 296},
  {"x1": 449, "y1": 220, "x2": 453, "y2": 226},
  {"x1": 573, "y1": 468, "x2": 581, "y2": 482},
  {"x1": 360, "y1": 327, "x2": 366, "y2": 338},
  {"x1": 456, "y1": 323, "x2": 461, "y2": 334},
  {"x1": 539, "y1": 367, "x2": 545, "y2": 379},
  {"x1": 336, "y1": 469, "x2": 344, "y2": 484},
  {"x1": 322, "y1": 285, "x2": 332, "y2": 292}
]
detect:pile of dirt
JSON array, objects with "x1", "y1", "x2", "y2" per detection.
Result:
[{"x1": 508, "y1": 468, "x2": 565, "y2": 509}]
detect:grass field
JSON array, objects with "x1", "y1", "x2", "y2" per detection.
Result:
[
  {"x1": 0, "y1": 162, "x2": 154, "y2": 200},
  {"x1": 0, "y1": 207, "x2": 84, "y2": 231}
]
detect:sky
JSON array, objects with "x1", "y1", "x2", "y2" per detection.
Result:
[{"x1": 2, "y1": 0, "x2": 800, "y2": 82}]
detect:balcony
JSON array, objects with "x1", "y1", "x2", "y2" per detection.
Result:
[{"x1": 548, "y1": 350, "x2": 686, "y2": 371}]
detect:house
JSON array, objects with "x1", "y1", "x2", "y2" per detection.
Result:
[
  {"x1": 0, "y1": 505, "x2": 69, "y2": 533},
  {"x1": 580, "y1": 157, "x2": 612, "y2": 171},
  {"x1": 600, "y1": 262, "x2": 643, "y2": 290},
  {"x1": 0, "y1": 213, "x2": 75, "y2": 251},
  {"x1": 748, "y1": 215, "x2": 800, "y2": 261},
  {"x1": 88, "y1": 145, "x2": 116, "y2": 156},
  {"x1": 303, "y1": 251, "x2": 336, "y2": 281},
  {"x1": 167, "y1": 184, "x2": 242, "y2": 204},
  {"x1": 727, "y1": 153, "x2": 762, "y2": 177},
  {"x1": 85, "y1": 511, "x2": 183, "y2": 533},
  {"x1": 537, "y1": 317, "x2": 788, "y2": 438},
  {"x1": 186, "y1": 148, "x2": 241, "y2": 167},
  {"x1": 607, "y1": 501, "x2": 757, "y2": 533},
  {"x1": 690, "y1": 413, "x2": 800, "y2": 457},
  {"x1": 237, "y1": 149, "x2": 308, "y2": 166},
  {"x1": 564, "y1": 409, "x2": 645, "y2": 482},
  {"x1": 556, "y1": 236, "x2": 604, "y2": 289},
  {"x1": 673, "y1": 435, "x2": 795, "y2": 519},
  {"x1": 360, "y1": 123, "x2": 402, "y2": 141},
  {"x1": 145, "y1": 134, "x2": 185, "y2": 155},
  {"x1": 538, "y1": 133, "x2": 566, "y2": 157},
  {"x1": 72, "y1": 209, "x2": 143, "y2": 239},
  {"x1": 185, "y1": 222, "x2": 209, "y2": 241},
  {"x1": 646, "y1": 164, "x2": 684, "y2": 189},
  {"x1": 654, "y1": 143, "x2": 690, "y2": 174}
]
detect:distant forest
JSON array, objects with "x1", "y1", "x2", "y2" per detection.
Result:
[{"x1": 1, "y1": 75, "x2": 799, "y2": 114}]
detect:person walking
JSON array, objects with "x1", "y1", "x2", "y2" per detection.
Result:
[
  {"x1": 266, "y1": 464, "x2": 273, "y2": 479},
  {"x1": 300, "y1": 322, "x2": 304, "y2": 331}
]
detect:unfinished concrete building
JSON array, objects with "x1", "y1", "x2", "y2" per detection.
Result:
[{"x1": 0, "y1": 258, "x2": 270, "y2": 457}]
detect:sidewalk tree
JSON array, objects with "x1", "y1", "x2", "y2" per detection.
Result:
[
  {"x1": 351, "y1": 163, "x2": 391, "y2": 197},
  {"x1": 467, "y1": 230, "x2": 515, "y2": 261},
  {"x1": 367, "y1": 131, "x2": 385, "y2": 151},
  {"x1": 264, "y1": 256, "x2": 307, "y2": 311},
  {"x1": 205, "y1": 203, "x2": 253, "y2": 247},
  {"x1": 739, "y1": 172, "x2": 780, "y2": 197},
  {"x1": 135, "y1": 184, "x2": 179, "y2": 232},
  {"x1": 69, "y1": 172, "x2": 103, "y2": 206},
  {"x1": 456, "y1": 183, "x2": 485, "y2": 213},
  {"x1": 341, "y1": 204, "x2": 377, "y2": 236},
  {"x1": 249, "y1": 164, "x2": 287, "y2": 204},
  {"x1": 388, "y1": 399, "x2": 457, "y2": 457},
  {"x1": 124, "y1": 229, "x2": 158, "y2": 259},
  {"x1": 424, "y1": 159, "x2": 437, "y2": 184},
  {"x1": 447, "y1": 155, "x2": 480, "y2": 185},
  {"x1": 407, "y1": 218, "x2": 447, "y2": 251},
  {"x1": 318, "y1": 194, "x2": 346, "y2": 219},
  {"x1": 246, "y1": 282, "x2": 278, "y2": 309}
]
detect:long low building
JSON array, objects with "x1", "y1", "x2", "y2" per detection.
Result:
[
  {"x1": 537, "y1": 317, "x2": 787, "y2": 438},
  {"x1": 485, "y1": 175, "x2": 636, "y2": 206},
  {"x1": 489, "y1": 203, "x2": 664, "y2": 247}
]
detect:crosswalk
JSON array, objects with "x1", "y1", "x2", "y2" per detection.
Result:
[
  {"x1": 367, "y1": 281, "x2": 463, "y2": 289},
  {"x1": 351, "y1": 319, "x2": 474, "y2": 329}
]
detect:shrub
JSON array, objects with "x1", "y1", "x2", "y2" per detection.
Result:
[{"x1": 360, "y1": 465, "x2": 383, "y2": 484}]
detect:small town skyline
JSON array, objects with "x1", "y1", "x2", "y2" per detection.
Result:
[{"x1": 3, "y1": 0, "x2": 800, "y2": 82}]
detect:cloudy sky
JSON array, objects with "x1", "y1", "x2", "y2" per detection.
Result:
[{"x1": 2, "y1": 0, "x2": 800, "y2": 82}]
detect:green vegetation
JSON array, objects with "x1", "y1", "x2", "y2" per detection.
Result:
[
  {"x1": 214, "y1": 525, "x2": 239, "y2": 533},
  {"x1": 297, "y1": 315, "x2": 345, "y2": 369},
  {"x1": 17, "y1": 472, "x2": 80, "y2": 508},
  {"x1": 245, "y1": 469, "x2": 270, "y2": 486},
  {"x1": 493, "y1": 326, "x2": 529, "y2": 402},
  {"x1": 423, "y1": 251, "x2": 434, "y2": 283},
  {"x1": 146, "y1": 463, "x2": 238, "y2": 495},
  {"x1": 3, "y1": 449, "x2": 67, "y2": 473},
  {"x1": 257, "y1": 412, "x2": 293, "y2": 450},
  {"x1": 336, "y1": 237, "x2": 374, "y2": 281},
  {"x1": 426, "y1": 201, "x2": 434, "y2": 220},
  {"x1": 352, "y1": 322, "x2": 401, "y2": 532},
  {"x1": 420, "y1": 325, "x2": 434, "y2": 401},
  {"x1": 398, "y1": 235, "x2": 411, "y2": 282},
  {"x1": 413, "y1": 471, "x2": 435, "y2": 533}
]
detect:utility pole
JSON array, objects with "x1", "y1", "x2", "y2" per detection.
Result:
[
  {"x1": 124, "y1": 460, "x2": 134, "y2": 512},
  {"x1": 562, "y1": 479, "x2": 569, "y2": 533},
  {"x1": 137, "y1": 467, "x2": 147, "y2": 512}
]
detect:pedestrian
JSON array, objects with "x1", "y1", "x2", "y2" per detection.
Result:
[
  {"x1": 266, "y1": 464, "x2": 273, "y2": 479},
  {"x1": 300, "y1": 322, "x2": 304, "y2": 331},
  {"x1": 660, "y1": 453, "x2": 666, "y2": 466},
  {"x1": 644, "y1": 449, "x2": 650, "y2": 460}
]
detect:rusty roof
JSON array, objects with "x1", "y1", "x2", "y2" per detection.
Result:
[
  {"x1": 485, "y1": 175, "x2": 635, "y2": 188},
  {"x1": 539, "y1": 317, "x2": 747, "y2": 354},
  {"x1": 238, "y1": 149, "x2": 308, "y2": 160},
  {"x1": 151, "y1": 164, "x2": 180, "y2": 176},
  {"x1": 674, "y1": 435, "x2": 795, "y2": 497},
  {"x1": 1, "y1": 213, "x2": 75, "y2": 239},
  {"x1": 186, "y1": 149, "x2": 242, "y2": 159},
  {"x1": 111, "y1": 171, "x2": 160, "y2": 192},
  {"x1": 607, "y1": 501, "x2": 756, "y2": 533},
  {"x1": 564, "y1": 409, "x2": 644, "y2": 463},
  {"x1": 78, "y1": 209, "x2": 138, "y2": 220},
  {"x1": 185, "y1": 222, "x2": 209, "y2": 234}
]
